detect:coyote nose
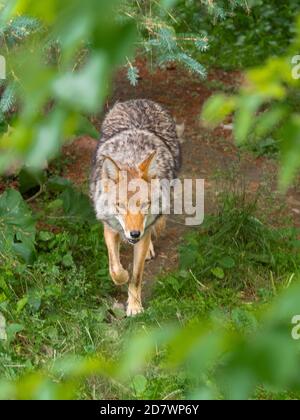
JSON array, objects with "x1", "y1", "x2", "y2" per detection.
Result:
[{"x1": 130, "y1": 231, "x2": 141, "y2": 239}]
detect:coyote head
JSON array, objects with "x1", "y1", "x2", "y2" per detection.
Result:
[{"x1": 101, "y1": 152, "x2": 157, "y2": 244}]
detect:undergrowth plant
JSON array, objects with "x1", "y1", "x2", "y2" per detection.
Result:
[{"x1": 179, "y1": 167, "x2": 300, "y2": 292}]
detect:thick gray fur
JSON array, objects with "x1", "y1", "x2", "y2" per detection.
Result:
[{"x1": 90, "y1": 99, "x2": 182, "y2": 222}]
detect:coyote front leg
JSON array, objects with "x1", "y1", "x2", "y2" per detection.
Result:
[
  {"x1": 104, "y1": 224, "x2": 129, "y2": 285},
  {"x1": 127, "y1": 230, "x2": 151, "y2": 316}
]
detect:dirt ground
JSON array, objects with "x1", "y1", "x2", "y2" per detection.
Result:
[{"x1": 61, "y1": 60, "x2": 300, "y2": 297}]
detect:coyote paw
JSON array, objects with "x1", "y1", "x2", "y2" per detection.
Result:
[
  {"x1": 110, "y1": 268, "x2": 129, "y2": 285},
  {"x1": 146, "y1": 241, "x2": 156, "y2": 261},
  {"x1": 126, "y1": 300, "x2": 144, "y2": 317}
]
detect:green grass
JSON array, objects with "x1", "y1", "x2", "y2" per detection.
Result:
[{"x1": 1, "y1": 166, "x2": 300, "y2": 399}]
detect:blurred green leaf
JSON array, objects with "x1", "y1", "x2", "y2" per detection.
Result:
[
  {"x1": 132, "y1": 375, "x2": 147, "y2": 396},
  {"x1": 75, "y1": 115, "x2": 99, "y2": 139},
  {"x1": 47, "y1": 176, "x2": 72, "y2": 192},
  {"x1": 160, "y1": 0, "x2": 178, "y2": 9},
  {"x1": 53, "y1": 53, "x2": 109, "y2": 113},
  {"x1": 254, "y1": 106, "x2": 287, "y2": 138},
  {"x1": 234, "y1": 95, "x2": 263, "y2": 144},
  {"x1": 201, "y1": 94, "x2": 237, "y2": 127},
  {"x1": 26, "y1": 109, "x2": 66, "y2": 169},
  {"x1": 0, "y1": 189, "x2": 36, "y2": 263},
  {"x1": 279, "y1": 115, "x2": 300, "y2": 191},
  {"x1": 211, "y1": 267, "x2": 225, "y2": 279}
]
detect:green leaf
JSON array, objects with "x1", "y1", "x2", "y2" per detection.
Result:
[
  {"x1": 47, "y1": 176, "x2": 72, "y2": 192},
  {"x1": 75, "y1": 116, "x2": 99, "y2": 139},
  {"x1": 0, "y1": 189, "x2": 36, "y2": 263},
  {"x1": 28, "y1": 291, "x2": 42, "y2": 312},
  {"x1": 234, "y1": 95, "x2": 263, "y2": 144},
  {"x1": 16, "y1": 296, "x2": 28, "y2": 314},
  {"x1": 62, "y1": 253, "x2": 74, "y2": 268},
  {"x1": 279, "y1": 115, "x2": 300, "y2": 191},
  {"x1": 38, "y1": 231, "x2": 55, "y2": 242},
  {"x1": 201, "y1": 94, "x2": 236, "y2": 127},
  {"x1": 61, "y1": 187, "x2": 95, "y2": 224},
  {"x1": 12, "y1": 242, "x2": 36, "y2": 264},
  {"x1": 19, "y1": 168, "x2": 46, "y2": 195},
  {"x1": 131, "y1": 375, "x2": 147, "y2": 396},
  {"x1": 211, "y1": 267, "x2": 225, "y2": 279},
  {"x1": 254, "y1": 106, "x2": 287, "y2": 138},
  {"x1": 219, "y1": 256, "x2": 236, "y2": 269},
  {"x1": 6, "y1": 323, "x2": 24, "y2": 345},
  {"x1": 160, "y1": 0, "x2": 178, "y2": 9},
  {"x1": 53, "y1": 53, "x2": 109, "y2": 112},
  {"x1": 26, "y1": 109, "x2": 65, "y2": 169},
  {"x1": 0, "y1": 276, "x2": 11, "y2": 299},
  {"x1": 0, "y1": 313, "x2": 7, "y2": 341}
]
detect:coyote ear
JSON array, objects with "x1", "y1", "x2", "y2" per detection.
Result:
[
  {"x1": 102, "y1": 156, "x2": 119, "y2": 181},
  {"x1": 139, "y1": 151, "x2": 157, "y2": 180}
]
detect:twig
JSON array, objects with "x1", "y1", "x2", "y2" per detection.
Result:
[{"x1": 26, "y1": 185, "x2": 45, "y2": 203}]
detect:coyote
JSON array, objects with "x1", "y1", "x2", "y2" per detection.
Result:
[{"x1": 90, "y1": 99, "x2": 182, "y2": 316}]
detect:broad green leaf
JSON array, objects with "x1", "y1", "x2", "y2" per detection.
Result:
[
  {"x1": 131, "y1": 375, "x2": 147, "y2": 396},
  {"x1": 0, "y1": 189, "x2": 36, "y2": 263},
  {"x1": 211, "y1": 267, "x2": 225, "y2": 279},
  {"x1": 0, "y1": 293, "x2": 7, "y2": 304},
  {"x1": 19, "y1": 168, "x2": 46, "y2": 195},
  {"x1": 61, "y1": 187, "x2": 95, "y2": 224},
  {"x1": 28, "y1": 290, "x2": 42, "y2": 312}
]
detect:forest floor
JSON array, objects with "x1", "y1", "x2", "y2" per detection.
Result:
[{"x1": 62, "y1": 60, "x2": 300, "y2": 302}]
